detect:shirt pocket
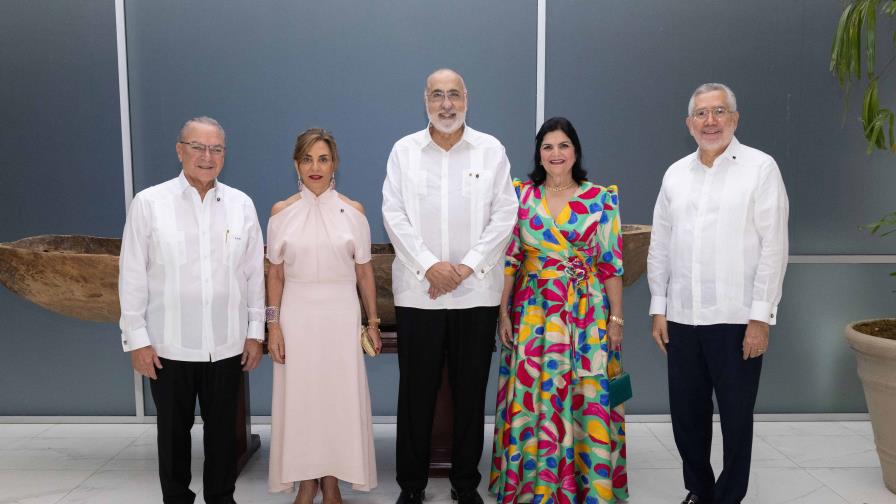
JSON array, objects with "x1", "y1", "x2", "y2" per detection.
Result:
[
  {"x1": 461, "y1": 168, "x2": 493, "y2": 199},
  {"x1": 226, "y1": 231, "x2": 247, "y2": 267},
  {"x1": 151, "y1": 230, "x2": 187, "y2": 266}
]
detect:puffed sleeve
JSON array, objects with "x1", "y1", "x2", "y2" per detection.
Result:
[
  {"x1": 266, "y1": 213, "x2": 285, "y2": 265},
  {"x1": 504, "y1": 178, "x2": 525, "y2": 276},
  {"x1": 596, "y1": 185, "x2": 624, "y2": 281},
  {"x1": 352, "y1": 209, "x2": 372, "y2": 264}
]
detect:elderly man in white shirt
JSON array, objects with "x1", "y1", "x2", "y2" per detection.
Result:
[
  {"x1": 119, "y1": 116, "x2": 265, "y2": 504},
  {"x1": 648, "y1": 84, "x2": 789, "y2": 504},
  {"x1": 382, "y1": 69, "x2": 517, "y2": 504}
]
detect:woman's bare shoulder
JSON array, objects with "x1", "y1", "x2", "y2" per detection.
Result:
[
  {"x1": 271, "y1": 193, "x2": 302, "y2": 216},
  {"x1": 337, "y1": 193, "x2": 365, "y2": 215}
]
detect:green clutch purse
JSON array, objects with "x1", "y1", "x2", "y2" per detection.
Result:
[{"x1": 609, "y1": 371, "x2": 632, "y2": 407}]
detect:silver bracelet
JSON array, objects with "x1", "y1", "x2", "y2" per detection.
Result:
[{"x1": 265, "y1": 306, "x2": 280, "y2": 323}]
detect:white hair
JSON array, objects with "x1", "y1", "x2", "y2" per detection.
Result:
[
  {"x1": 687, "y1": 83, "x2": 737, "y2": 115},
  {"x1": 178, "y1": 116, "x2": 226, "y2": 142}
]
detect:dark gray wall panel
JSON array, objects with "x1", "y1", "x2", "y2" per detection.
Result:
[
  {"x1": 125, "y1": 0, "x2": 537, "y2": 241},
  {"x1": 0, "y1": 1, "x2": 131, "y2": 414},
  {"x1": 545, "y1": 0, "x2": 896, "y2": 254},
  {"x1": 617, "y1": 264, "x2": 894, "y2": 415},
  {"x1": 0, "y1": 290, "x2": 135, "y2": 415}
]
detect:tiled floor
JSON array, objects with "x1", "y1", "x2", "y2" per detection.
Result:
[{"x1": 0, "y1": 421, "x2": 893, "y2": 503}]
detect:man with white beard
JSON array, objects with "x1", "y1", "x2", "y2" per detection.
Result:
[{"x1": 382, "y1": 68, "x2": 518, "y2": 504}]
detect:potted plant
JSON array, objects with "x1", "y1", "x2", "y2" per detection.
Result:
[{"x1": 831, "y1": 0, "x2": 896, "y2": 493}]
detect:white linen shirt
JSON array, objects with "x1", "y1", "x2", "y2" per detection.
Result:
[
  {"x1": 119, "y1": 172, "x2": 265, "y2": 361},
  {"x1": 382, "y1": 125, "x2": 518, "y2": 309},
  {"x1": 647, "y1": 137, "x2": 789, "y2": 326}
]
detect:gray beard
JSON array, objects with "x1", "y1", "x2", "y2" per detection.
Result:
[{"x1": 428, "y1": 111, "x2": 466, "y2": 135}]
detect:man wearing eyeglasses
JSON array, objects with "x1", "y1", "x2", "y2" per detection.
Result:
[
  {"x1": 119, "y1": 116, "x2": 265, "y2": 504},
  {"x1": 647, "y1": 84, "x2": 789, "y2": 504},
  {"x1": 382, "y1": 69, "x2": 517, "y2": 504}
]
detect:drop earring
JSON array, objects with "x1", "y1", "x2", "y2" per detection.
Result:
[
  {"x1": 329, "y1": 173, "x2": 336, "y2": 190},
  {"x1": 297, "y1": 175, "x2": 303, "y2": 193}
]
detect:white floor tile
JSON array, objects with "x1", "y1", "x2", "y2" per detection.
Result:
[
  {"x1": 38, "y1": 423, "x2": 150, "y2": 438},
  {"x1": 0, "y1": 437, "x2": 26, "y2": 449},
  {"x1": 0, "y1": 424, "x2": 52, "y2": 438},
  {"x1": 0, "y1": 437, "x2": 132, "y2": 470},
  {"x1": 623, "y1": 422, "x2": 657, "y2": 439},
  {"x1": 754, "y1": 421, "x2": 853, "y2": 437},
  {"x1": 839, "y1": 421, "x2": 876, "y2": 439},
  {"x1": 626, "y1": 434, "x2": 681, "y2": 469},
  {"x1": 742, "y1": 467, "x2": 849, "y2": 503},
  {"x1": 766, "y1": 435, "x2": 880, "y2": 468},
  {"x1": 56, "y1": 469, "x2": 201, "y2": 504},
  {"x1": 808, "y1": 468, "x2": 896, "y2": 504},
  {"x1": 0, "y1": 421, "x2": 887, "y2": 503},
  {"x1": 626, "y1": 467, "x2": 689, "y2": 503},
  {"x1": 0, "y1": 469, "x2": 94, "y2": 504}
]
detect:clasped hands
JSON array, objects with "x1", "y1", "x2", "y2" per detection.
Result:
[{"x1": 426, "y1": 261, "x2": 473, "y2": 299}]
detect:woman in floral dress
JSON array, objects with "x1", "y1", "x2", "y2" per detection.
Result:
[{"x1": 490, "y1": 117, "x2": 628, "y2": 504}]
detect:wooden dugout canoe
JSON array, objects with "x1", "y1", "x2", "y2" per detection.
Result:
[{"x1": 0, "y1": 224, "x2": 651, "y2": 325}]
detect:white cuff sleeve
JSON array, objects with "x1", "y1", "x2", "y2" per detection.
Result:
[
  {"x1": 247, "y1": 321, "x2": 265, "y2": 341},
  {"x1": 749, "y1": 301, "x2": 777, "y2": 325},
  {"x1": 414, "y1": 252, "x2": 440, "y2": 280},
  {"x1": 122, "y1": 327, "x2": 152, "y2": 352},
  {"x1": 461, "y1": 250, "x2": 489, "y2": 279},
  {"x1": 649, "y1": 296, "x2": 667, "y2": 316}
]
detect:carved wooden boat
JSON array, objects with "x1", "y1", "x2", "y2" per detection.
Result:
[
  {"x1": 0, "y1": 235, "x2": 122, "y2": 322},
  {"x1": 0, "y1": 225, "x2": 651, "y2": 326}
]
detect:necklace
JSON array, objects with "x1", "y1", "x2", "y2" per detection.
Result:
[{"x1": 545, "y1": 181, "x2": 576, "y2": 192}]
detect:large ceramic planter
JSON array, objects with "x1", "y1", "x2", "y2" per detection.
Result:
[{"x1": 844, "y1": 319, "x2": 896, "y2": 493}]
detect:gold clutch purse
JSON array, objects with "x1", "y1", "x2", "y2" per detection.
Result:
[{"x1": 360, "y1": 326, "x2": 379, "y2": 357}]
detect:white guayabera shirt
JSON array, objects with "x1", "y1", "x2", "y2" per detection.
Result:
[
  {"x1": 647, "y1": 137, "x2": 789, "y2": 326},
  {"x1": 382, "y1": 125, "x2": 518, "y2": 309},
  {"x1": 119, "y1": 172, "x2": 265, "y2": 361}
]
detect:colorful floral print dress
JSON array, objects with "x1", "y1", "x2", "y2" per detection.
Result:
[{"x1": 490, "y1": 179, "x2": 628, "y2": 504}]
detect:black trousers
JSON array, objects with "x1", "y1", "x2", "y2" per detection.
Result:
[
  {"x1": 667, "y1": 322, "x2": 763, "y2": 504},
  {"x1": 395, "y1": 306, "x2": 498, "y2": 493},
  {"x1": 150, "y1": 354, "x2": 242, "y2": 504}
]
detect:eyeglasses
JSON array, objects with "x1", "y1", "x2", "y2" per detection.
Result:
[
  {"x1": 691, "y1": 107, "x2": 735, "y2": 121},
  {"x1": 179, "y1": 141, "x2": 226, "y2": 156},
  {"x1": 426, "y1": 90, "x2": 465, "y2": 104}
]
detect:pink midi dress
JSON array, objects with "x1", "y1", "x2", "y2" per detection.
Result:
[{"x1": 266, "y1": 188, "x2": 377, "y2": 492}]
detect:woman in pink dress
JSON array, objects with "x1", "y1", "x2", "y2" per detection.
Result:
[{"x1": 265, "y1": 128, "x2": 381, "y2": 504}]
